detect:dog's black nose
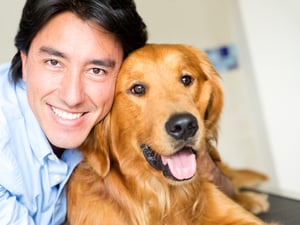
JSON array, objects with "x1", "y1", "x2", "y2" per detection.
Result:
[{"x1": 165, "y1": 113, "x2": 198, "y2": 140}]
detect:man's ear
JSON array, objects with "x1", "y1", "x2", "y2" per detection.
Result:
[{"x1": 20, "y1": 51, "x2": 28, "y2": 81}]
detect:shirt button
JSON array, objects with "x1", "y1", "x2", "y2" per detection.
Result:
[
  {"x1": 54, "y1": 175, "x2": 62, "y2": 183},
  {"x1": 48, "y1": 154, "x2": 56, "y2": 161}
]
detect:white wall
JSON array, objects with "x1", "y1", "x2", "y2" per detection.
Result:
[
  {"x1": 135, "y1": 0, "x2": 234, "y2": 48},
  {"x1": 0, "y1": 1, "x2": 24, "y2": 63},
  {"x1": 236, "y1": 0, "x2": 300, "y2": 197}
]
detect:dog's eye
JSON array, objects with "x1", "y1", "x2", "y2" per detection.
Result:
[
  {"x1": 181, "y1": 75, "x2": 194, "y2": 87},
  {"x1": 130, "y1": 84, "x2": 146, "y2": 96}
]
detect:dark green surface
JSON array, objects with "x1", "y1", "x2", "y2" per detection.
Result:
[{"x1": 258, "y1": 193, "x2": 300, "y2": 225}]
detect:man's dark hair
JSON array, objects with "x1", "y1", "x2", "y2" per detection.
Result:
[{"x1": 10, "y1": 0, "x2": 148, "y2": 83}]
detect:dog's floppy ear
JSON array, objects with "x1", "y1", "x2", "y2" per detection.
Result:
[
  {"x1": 183, "y1": 45, "x2": 223, "y2": 160},
  {"x1": 185, "y1": 45, "x2": 223, "y2": 133},
  {"x1": 202, "y1": 69, "x2": 223, "y2": 141},
  {"x1": 80, "y1": 115, "x2": 111, "y2": 178}
]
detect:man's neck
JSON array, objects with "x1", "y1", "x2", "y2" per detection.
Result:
[{"x1": 50, "y1": 143, "x2": 65, "y2": 158}]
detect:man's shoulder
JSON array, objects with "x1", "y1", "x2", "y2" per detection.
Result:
[
  {"x1": 0, "y1": 63, "x2": 27, "y2": 163},
  {"x1": 0, "y1": 62, "x2": 25, "y2": 118},
  {"x1": 0, "y1": 62, "x2": 16, "y2": 100},
  {"x1": 0, "y1": 62, "x2": 11, "y2": 71},
  {"x1": 0, "y1": 63, "x2": 11, "y2": 80},
  {"x1": 0, "y1": 74, "x2": 12, "y2": 150}
]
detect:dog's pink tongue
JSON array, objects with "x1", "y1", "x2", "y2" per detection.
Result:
[{"x1": 161, "y1": 148, "x2": 196, "y2": 180}]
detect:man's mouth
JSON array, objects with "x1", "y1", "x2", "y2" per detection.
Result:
[
  {"x1": 51, "y1": 106, "x2": 84, "y2": 120},
  {"x1": 141, "y1": 144, "x2": 197, "y2": 181}
]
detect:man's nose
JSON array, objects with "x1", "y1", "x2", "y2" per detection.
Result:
[{"x1": 59, "y1": 70, "x2": 85, "y2": 106}]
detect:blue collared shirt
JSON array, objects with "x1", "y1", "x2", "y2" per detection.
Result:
[{"x1": 0, "y1": 63, "x2": 82, "y2": 225}]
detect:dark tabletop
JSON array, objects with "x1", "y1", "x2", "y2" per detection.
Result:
[{"x1": 258, "y1": 193, "x2": 300, "y2": 225}]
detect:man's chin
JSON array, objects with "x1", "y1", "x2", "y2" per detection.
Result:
[{"x1": 48, "y1": 133, "x2": 87, "y2": 150}]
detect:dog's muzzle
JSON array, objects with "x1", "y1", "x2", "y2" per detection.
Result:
[{"x1": 141, "y1": 144, "x2": 197, "y2": 181}]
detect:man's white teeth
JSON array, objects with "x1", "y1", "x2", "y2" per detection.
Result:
[{"x1": 52, "y1": 107, "x2": 83, "y2": 120}]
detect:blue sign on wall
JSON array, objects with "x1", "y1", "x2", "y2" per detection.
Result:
[{"x1": 205, "y1": 43, "x2": 238, "y2": 73}]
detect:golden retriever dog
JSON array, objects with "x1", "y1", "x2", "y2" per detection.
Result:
[{"x1": 67, "y1": 44, "x2": 278, "y2": 225}]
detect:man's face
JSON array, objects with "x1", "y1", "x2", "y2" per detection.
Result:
[{"x1": 21, "y1": 12, "x2": 123, "y2": 148}]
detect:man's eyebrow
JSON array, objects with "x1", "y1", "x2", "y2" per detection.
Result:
[
  {"x1": 39, "y1": 46, "x2": 116, "y2": 68},
  {"x1": 39, "y1": 46, "x2": 65, "y2": 58},
  {"x1": 90, "y1": 59, "x2": 116, "y2": 68}
]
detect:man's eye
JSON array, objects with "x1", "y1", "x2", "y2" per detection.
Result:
[
  {"x1": 46, "y1": 59, "x2": 59, "y2": 67},
  {"x1": 91, "y1": 68, "x2": 105, "y2": 75}
]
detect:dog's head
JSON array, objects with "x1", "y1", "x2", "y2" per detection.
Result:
[{"x1": 82, "y1": 44, "x2": 223, "y2": 184}]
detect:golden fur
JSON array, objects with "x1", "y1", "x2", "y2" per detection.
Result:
[{"x1": 67, "y1": 44, "x2": 278, "y2": 225}]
